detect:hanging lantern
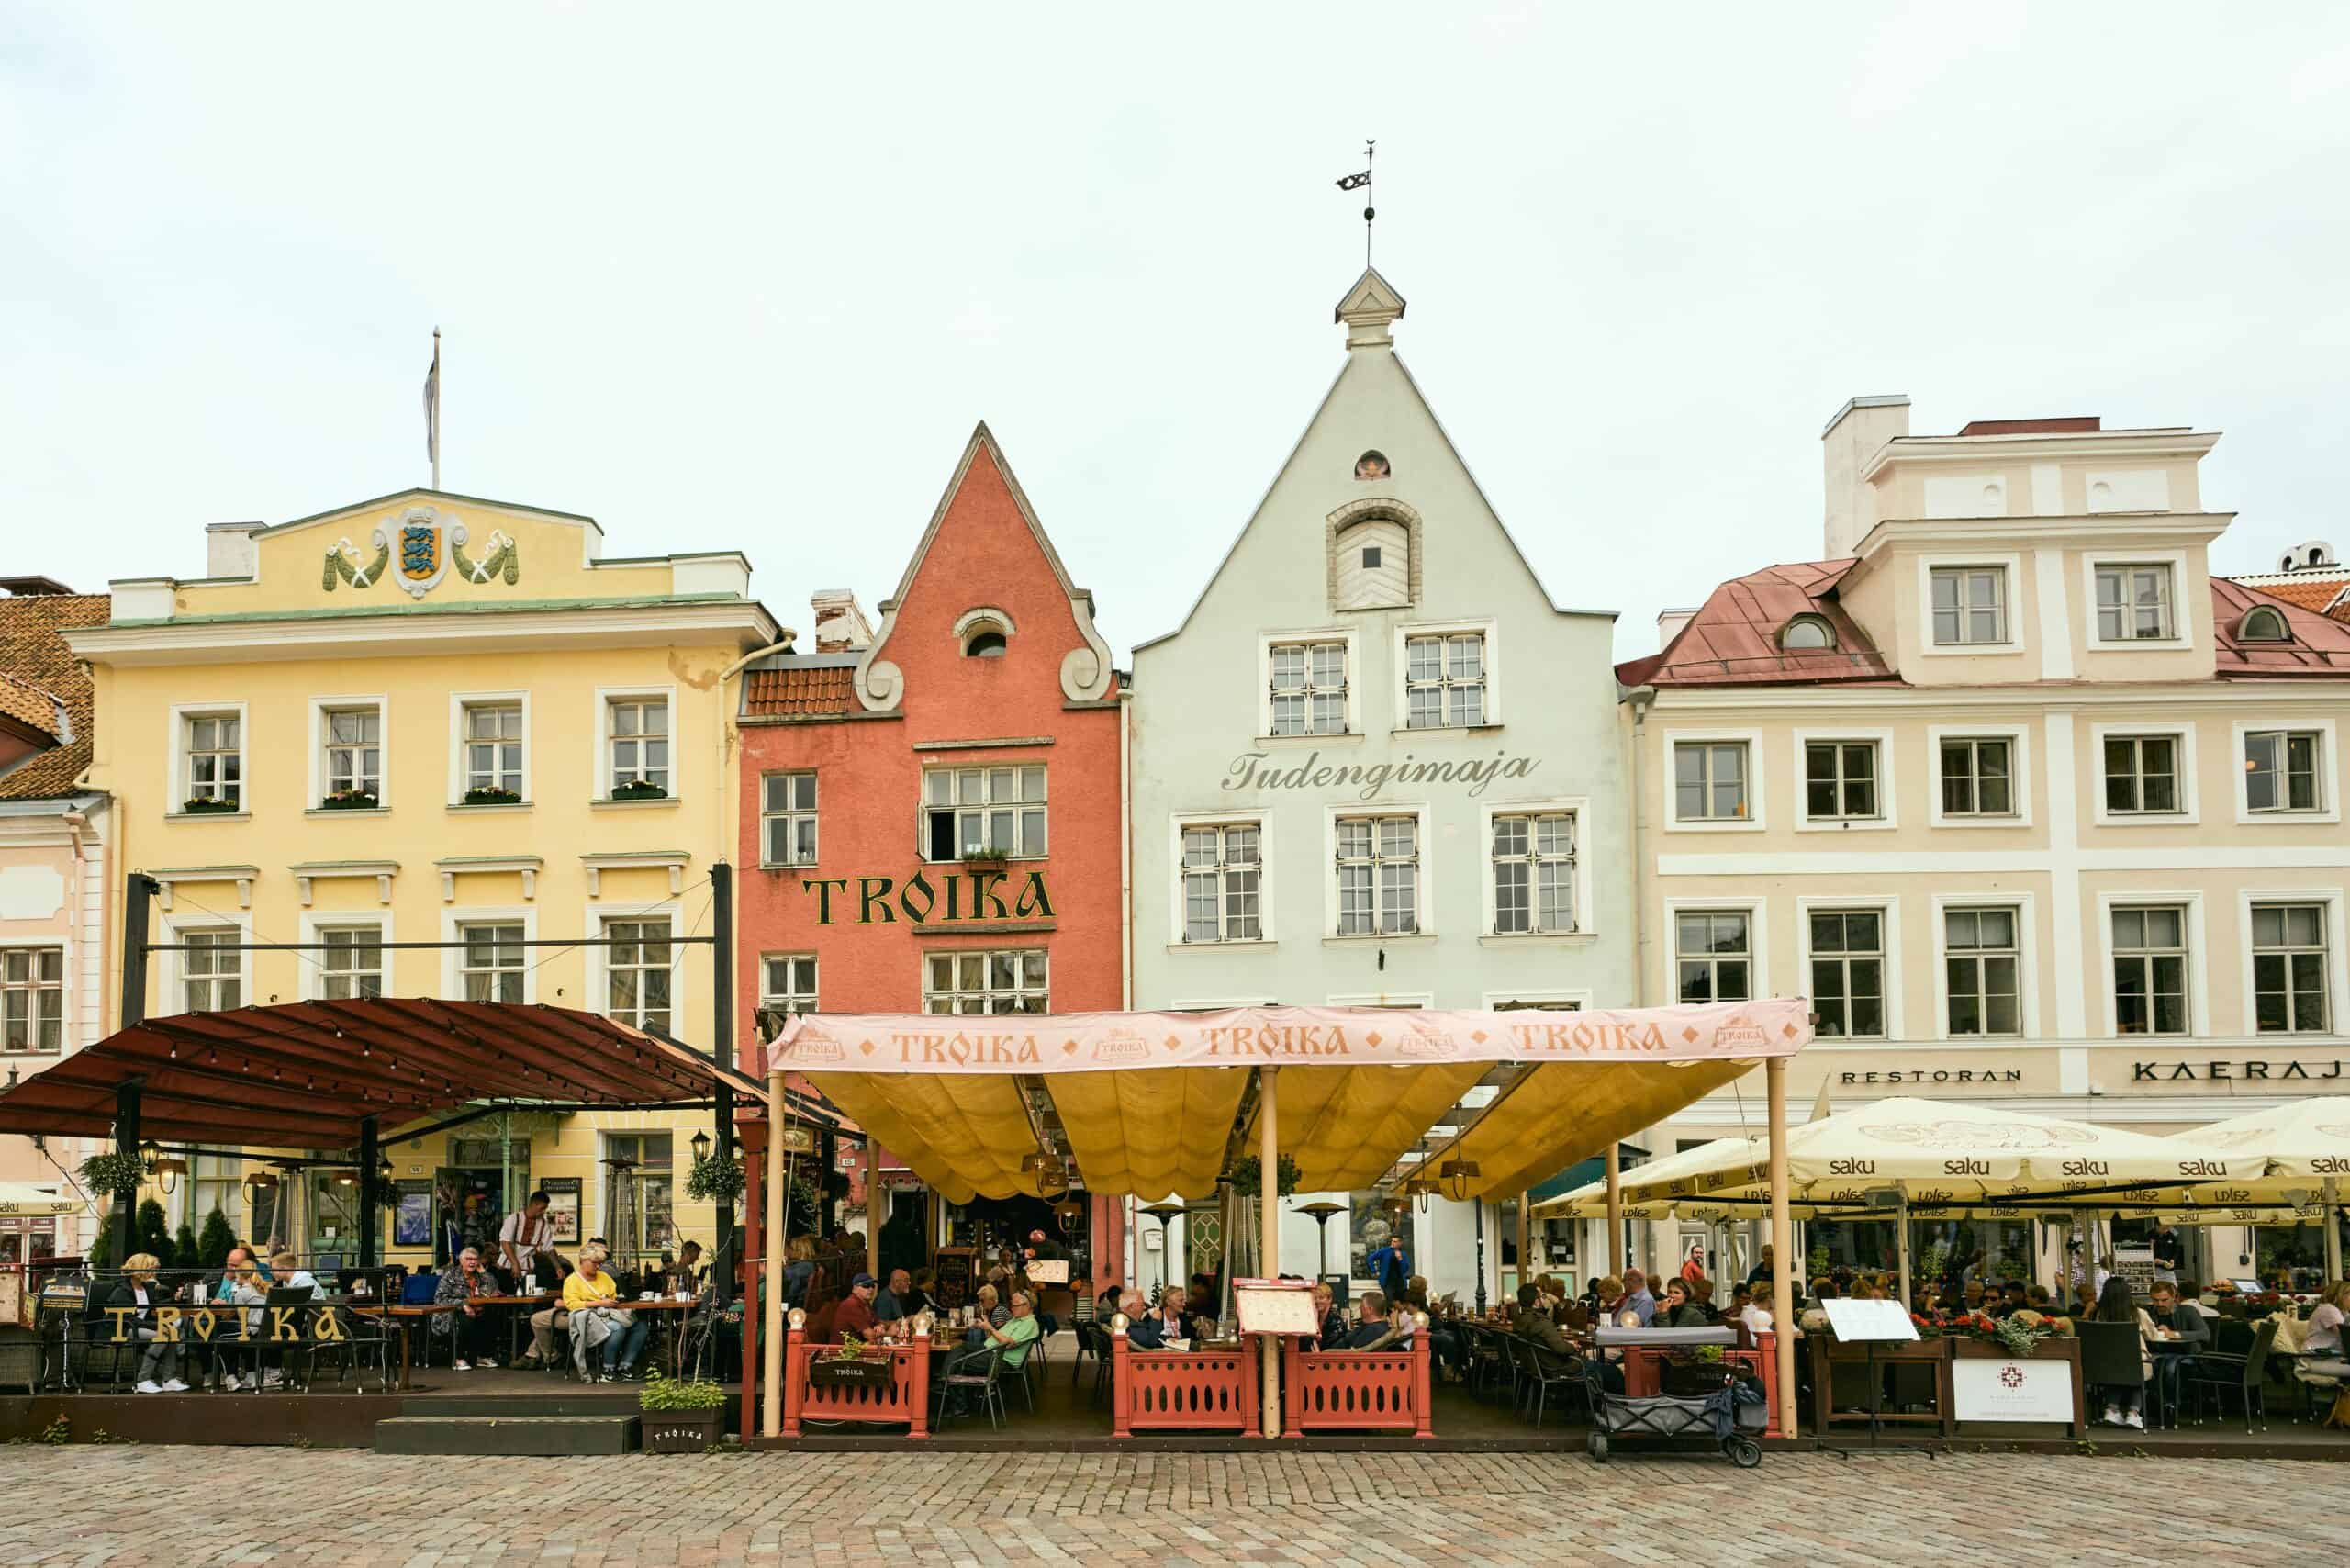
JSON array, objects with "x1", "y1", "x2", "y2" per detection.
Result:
[
  {"x1": 1438, "y1": 1159, "x2": 1482, "y2": 1204},
  {"x1": 1054, "y1": 1196, "x2": 1085, "y2": 1234},
  {"x1": 241, "y1": 1170, "x2": 281, "y2": 1204},
  {"x1": 690, "y1": 1127, "x2": 712, "y2": 1164},
  {"x1": 151, "y1": 1155, "x2": 186, "y2": 1197}
]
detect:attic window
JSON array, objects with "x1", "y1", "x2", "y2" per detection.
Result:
[
  {"x1": 2239, "y1": 606, "x2": 2291, "y2": 644},
  {"x1": 1354, "y1": 451, "x2": 1391, "y2": 481},
  {"x1": 1780, "y1": 614, "x2": 1836, "y2": 652},
  {"x1": 964, "y1": 630, "x2": 1008, "y2": 658}
]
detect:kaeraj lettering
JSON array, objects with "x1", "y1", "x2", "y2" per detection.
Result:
[{"x1": 2133, "y1": 1058, "x2": 2344, "y2": 1081}]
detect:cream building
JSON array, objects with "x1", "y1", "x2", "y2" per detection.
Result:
[
  {"x1": 1619, "y1": 399, "x2": 2350, "y2": 1288},
  {"x1": 67, "y1": 491, "x2": 780, "y2": 1268}
]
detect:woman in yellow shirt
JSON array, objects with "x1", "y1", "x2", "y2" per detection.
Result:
[{"x1": 562, "y1": 1249, "x2": 647, "y2": 1382}]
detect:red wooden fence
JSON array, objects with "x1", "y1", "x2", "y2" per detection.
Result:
[
  {"x1": 1109, "y1": 1327, "x2": 1260, "y2": 1437},
  {"x1": 1281, "y1": 1333, "x2": 1434, "y2": 1437},
  {"x1": 779, "y1": 1327, "x2": 932, "y2": 1439}
]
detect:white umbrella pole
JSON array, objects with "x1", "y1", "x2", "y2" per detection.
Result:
[
  {"x1": 1259, "y1": 1066, "x2": 1281, "y2": 1439},
  {"x1": 2326, "y1": 1178, "x2": 2342, "y2": 1285},
  {"x1": 1897, "y1": 1194, "x2": 1912, "y2": 1310},
  {"x1": 1766, "y1": 1058, "x2": 1797, "y2": 1439}
]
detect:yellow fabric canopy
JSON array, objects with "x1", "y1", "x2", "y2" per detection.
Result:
[
  {"x1": 1246, "y1": 1063, "x2": 1492, "y2": 1193},
  {"x1": 1047, "y1": 1068, "x2": 1250, "y2": 1200},
  {"x1": 1432, "y1": 1058, "x2": 1757, "y2": 1200},
  {"x1": 804, "y1": 1071, "x2": 1043, "y2": 1204}
]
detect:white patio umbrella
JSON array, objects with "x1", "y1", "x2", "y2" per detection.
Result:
[
  {"x1": 0, "y1": 1182, "x2": 78, "y2": 1217},
  {"x1": 2170, "y1": 1097, "x2": 2350, "y2": 1282}
]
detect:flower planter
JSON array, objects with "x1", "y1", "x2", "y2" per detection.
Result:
[
  {"x1": 640, "y1": 1410, "x2": 722, "y2": 1453},
  {"x1": 809, "y1": 1354, "x2": 897, "y2": 1388},
  {"x1": 319, "y1": 794, "x2": 380, "y2": 811},
  {"x1": 1660, "y1": 1360, "x2": 1729, "y2": 1397},
  {"x1": 180, "y1": 799, "x2": 240, "y2": 814},
  {"x1": 610, "y1": 783, "x2": 669, "y2": 801},
  {"x1": 461, "y1": 790, "x2": 523, "y2": 807}
]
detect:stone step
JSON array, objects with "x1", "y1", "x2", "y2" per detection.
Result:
[
  {"x1": 401, "y1": 1392, "x2": 643, "y2": 1418},
  {"x1": 373, "y1": 1414, "x2": 640, "y2": 1456}
]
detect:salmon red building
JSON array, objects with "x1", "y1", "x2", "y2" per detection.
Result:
[{"x1": 734, "y1": 424, "x2": 1125, "y2": 1273}]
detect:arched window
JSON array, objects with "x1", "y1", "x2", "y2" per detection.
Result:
[
  {"x1": 964, "y1": 629, "x2": 1008, "y2": 658},
  {"x1": 1780, "y1": 614, "x2": 1836, "y2": 651},
  {"x1": 2239, "y1": 606, "x2": 2290, "y2": 643},
  {"x1": 1354, "y1": 450, "x2": 1391, "y2": 481}
]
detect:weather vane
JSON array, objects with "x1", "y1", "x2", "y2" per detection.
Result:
[{"x1": 1335, "y1": 140, "x2": 1374, "y2": 265}]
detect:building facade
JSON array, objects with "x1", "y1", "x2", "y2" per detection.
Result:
[
  {"x1": 0, "y1": 580, "x2": 113, "y2": 1259},
  {"x1": 69, "y1": 492, "x2": 778, "y2": 1266},
  {"x1": 733, "y1": 426, "x2": 1125, "y2": 1264},
  {"x1": 1128, "y1": 273, "x2": 1633, "y2": 1303},
  {"x1": 1622, "y1": 398, "x2": 2350, "y2": 1287}
]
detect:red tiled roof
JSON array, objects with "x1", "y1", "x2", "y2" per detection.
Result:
[
  {"x1": 1956, "y1": 416, "x2": 2101, "y2": 436},
  {"x1": 2212, "y1": 578, "x2": 2350, "y2": 678},
  {"x1": 0, "y1": 671, "x2": 63, "y2": 737},
  {"x1": 0, "y1": 591, "x2": 108, "y2": 799},
  {"x1": 744, "y1": 664, "x2": 856, "y2": 718},
  {"x1": 2232, "y1": 573, "x2": 2348, "y2": 618},
  {"x1": 1616, "y1": 560, "x2": 1901, "y2": 689}
]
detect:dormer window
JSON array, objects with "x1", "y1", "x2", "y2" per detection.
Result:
[
  {"x1": 954, "y1": 607, "x2": 1015, "y2": 658},
  {"x1": 2240, "y1": 606, "x2": 2291, "y2": 643},
  {"x1": 965, "y1": 631, "x2": 1007, "y2": 658},
  {"x1": 1780, "y1": 615, "x2": 1836, "y2": 652}
]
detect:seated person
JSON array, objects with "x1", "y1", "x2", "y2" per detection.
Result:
[
  {"x1": 96, "y1": 1253, "x2": 187, "y2": 1394},
  {"x1": 962, "y1": 1283, "x2": 1008, "y2": 1346},
  {"x1": 1960, "y1": 1280, "x2": 1988, "y2": 1314},
  {"x1": 1115, "y1": 1289, "x2": 1170, "y2": 1350},
  {"x1": 432, "y1": 1246, "x2": 503, "y2": 1372},
  {"x1": 1515, "y1": 1283, "x2": 1574, "y2": 1361},
  {"x1": 1342, "y1": 1291, "x2": 1412, "y2": 1350},
  {"x1": 876, "y1": 1269, "x2": 912, "y2": 1323},
  {"x1": 976, "y1": 1288, "x2": 1042, "y2": 1372},
  {"x1": 2023, "y1": 1282, "x2": 2053, "y2": 1314},
  {"x1": 517, "y1": 1252, "x2": 574, "y2": 1370},
  {"x1": 564, "y1": 1248, "x2": 648, "y2": 1382},
  {"x1": 1310, "y1": 1282, "x2": 1348, "y2": 1350},
  {"x1": 2144, "y1": 1278, "x2": 2210, "y2": 1412},
  {"x1": 834, "y1": 1273, "x2": 881, "y2": 1340},
  {"x1": 1149, "y1": 1284, "x2": 1195, "y2": 1344},
  {"x1": 1656, "y1": 1277, "x2": 1707, "y2": 1328},
  {"x1": 908, "y1": 1268, "x2": 938, "y2": 1317},
  {"x1": 2302, "y1": 1281, "x2": 2349, "y2": 1376},
  {"x1": 268, "y1": 1250, "x2": 319, "y2": 1293},
  {"x1": 2086, "y1": 1276, "x2": 2154, "y2": 1429},
  {"x1": 666, "y1": 1240, "x2": 705, "y2": 1297}
]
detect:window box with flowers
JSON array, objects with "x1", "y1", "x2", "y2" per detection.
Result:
[
  {"x1": 610, "y1": 779, "x2": 669, "y2": 802},
  {"x1": 319, "y1": 789, "x2": 381, "y2": 812},
  {"x1": 181, "y1": 797, "x2": 241, "y2": 816},
  {"x1": 461, "y1": 786, "x2": 524, "y2": 807}
]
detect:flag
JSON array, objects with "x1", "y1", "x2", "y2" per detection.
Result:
[
  {"x1": 1335, "y1": 169, "x2": 1371, "y2": 191},
  {"x1": 423, "y1": 333, "x2": 441, "y2": 465}
]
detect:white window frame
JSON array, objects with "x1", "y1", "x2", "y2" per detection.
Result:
[
  {"x1": 168, "y1": 700, "x2": 249, "y2": 816},
  {"x1": 1257, "y1": 627, "x2": 1360, "y2": 740},
  {"x1": 1662, "y1": 896, "x2": 1767, "y2": 1008},
  {"x1": 159, "y1": 912, "x2": 251, "y2": 1018},
  {"x1": 2090, "y1": 721, "x2": 2199, "y2": 826},
  {"x1": 1793, "y1": 728, "x2": 1897, "y2": 833},
  {"x1": 297, "y1": 912, "x2": 392, "y2": 1003},
  {"x1": 593, "y1": 684, "x2": 678, "y2": 801},
  {"x1": 758, "y1": 952, "x2": 820, "y2": 1017},
  {"x1": 440, "y1": 906, "x2": 538, "y2": 1004},
  {"x1": 0, "y1": 938, "x2": 70, "y2": 1055},
  {"x1": 1324, "y1": 801, "x2": 1434, "y2": 939},
  {"x1": 1926, "y1": 723, "x2": 2033, "y2": 829},
  {"x1": 1326, "y1": 991, "x2": 1434, "y2": 1009},
  {"x1": 2234, "y1": 889, "x2": 2349, "y2": 1039},
  {"x1": 921, "y1": 948, "x2": 1050, "y2": 1014},
  {"x1": 920, "y1": 763, "x2": 1048, "y2": 862},
  {"x1": 1479, "y1": 797, "x2": 1592, "y2": 939},
  {"x1": 1169, "y1": 811, "x2": 1275, "y2": 946},
  {"x1": 2083, "y1": 552, "x2": 2193, "y2": 651},
  {"x1": 1915, "y1": 554, "x2": 2024, "y2": 656},
  {"x1": 1391, "y1": 618, "x2": 1501, "y2": 731},
  {"x1": 306, "y1": 695, "x2": 388, "y2": 811},
  {"x1": 1662, "y1": 728, "x2": 1765, "y2": 833},
  {"x1": 1930, "y1": 893, "x2": 2038, "y2": 1042},
  {"x1": 1480, "y1": 987, "x2": 1593, "y2": 1011},
  {"x1": 761, "y1": 770, "x2": 821, "y2": 868},
  {"x1": 593, "y1": 911, "x2": 680, "y2": 1036},
  {"x1": 448, "y1": 689, "x2": 532, "y2": 805},
  {"x1": 2232, "y1": 720, "x2": 2338, "y2": 825},
  {"x1": 2094, "y1": 890, "x2": 2208, "y2": 1039},
  {"x1": 1795, "y1": 895, "x2": 1902, "y2": 1041}
]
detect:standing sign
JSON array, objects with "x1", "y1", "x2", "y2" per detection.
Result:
[
  {"x1": 541, "y1": 1177, "x2": 583, "y2": 1245},
  {"x1": 1231, "y1": 1277, "x2": 1318, "y2": 1337},
  {"x1": 2111, "y1": 1247, "x2": 2156, "y2": 1298},
  {"x1": 1952, "y1": 1358, "x2": 2075, "y2": 1423}
]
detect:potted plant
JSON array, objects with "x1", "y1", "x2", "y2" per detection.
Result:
[
  {"x1": 957, "y1": 845, "x2": 1009, "y2": 868},
  {"x1": 319, "y1": 788, "x2": 380, "y2": 811},
  {"x1": 808, "y1": 1335, "x2": 896, "y2": 1386},
  {"x1": 78, "y1": 1150, "x2": 148, "y2": 1200},
  {"x1": 1661, "y1": 1341, "x2": 1728, "y2": 1396},
  {"x1": 462, "y1": 785, "x2": 523, "y2": 806},
  {"x1": 684, "y1": 1151, "x2": 746, "y2": 1206},
  {"x1": 1227, "y1": 1153, "x2": 1302, "y2": 1199},
  {"x1": 610, "y1": 778, "x2": 668, "y2": 801},
  {"x1": 180, "y1": 795, "x2": 239, "y2": 815},
  {"x1": 638, "y1": 1372, "x2": 727, "y2": 1453}
]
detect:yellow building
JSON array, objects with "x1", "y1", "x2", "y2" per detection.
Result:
[{"x1": 67, "y1": 489, "x2": 781, "y2": 1268}]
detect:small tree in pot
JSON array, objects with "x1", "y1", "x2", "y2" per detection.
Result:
[{"x1": 638, "y1": 1371, "x2": 728, "y2": 1452}]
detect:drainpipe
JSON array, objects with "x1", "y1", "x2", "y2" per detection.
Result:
[
  {"x1": 1119, "y1": 681, "x2": 1134, "y2": 1011},
  {"x1": 1624, "y1": 686, "x2": 1657, "y2": 1007},
  {"x1": 711, "y1": 635, "x2": 801, "y2": 863}
]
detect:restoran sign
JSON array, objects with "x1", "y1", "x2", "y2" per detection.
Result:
[{"x1": 767, "y1": 999, "x2": 1810, "y2": 1076}]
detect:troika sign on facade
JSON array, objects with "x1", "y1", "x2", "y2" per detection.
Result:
[
  {"x1": 799, "y1": 870, "x2": 1055, "y2": 925},
  {"x1": 1220, "y1": 748, "x2": 1541, "y2": 800}
]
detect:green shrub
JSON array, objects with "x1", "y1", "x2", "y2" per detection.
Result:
[
  {"x1": 639, "y1": 1372, "x2": 726, "y2": 1412},
  {"x1": 136, "y1": 1199, "x2": 172, "y2": 1263},
  {"x1": 197, "y1": 1204, "x2": 235, "y2": 1270}
]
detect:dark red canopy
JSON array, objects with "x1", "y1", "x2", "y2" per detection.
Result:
[{"x1": 0, "y1": 998, "x2": 765, "y2": 1150}]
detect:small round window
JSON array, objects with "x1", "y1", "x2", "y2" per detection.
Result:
[
  {"x1": 1353, "y1": 450, "x2": 1391, "y2": 481},
  {"x1": 2239, "y1": 606, "x2": 2290, "y2": 643},
  {"x1": 965, "y1": 629, "x2": 1008, "y2": 658},
  {"x1": 1780, "y1": 614, "x2": 1836, "y2": 651}
]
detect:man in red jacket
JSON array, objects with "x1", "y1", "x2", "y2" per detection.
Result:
[{"x1": 833, "y1": 1273, "x2": 880, "y2": 1340}]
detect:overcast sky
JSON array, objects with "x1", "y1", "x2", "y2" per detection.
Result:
[{"x1": 6, "y1": 6, "x2": 2345, "y2": 664}]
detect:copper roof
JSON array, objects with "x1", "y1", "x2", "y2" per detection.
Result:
[
  {"x1": 1616, "y1": 560, "x2": 1900, "y2": 689},
  {"x1": 2212, "y1": 578, "x2": 2350, "y2": 677},
  {"x1": 0, "y1": 591, "x2": 108, "y2": 799},
  {"x1": 744, "y1": 662, "x2": 856, "y2": 719}
]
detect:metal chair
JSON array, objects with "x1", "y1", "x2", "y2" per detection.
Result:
[
  {"x1": 2186, "y1": 1318, "x2": 2278, "y2": 1433},
  {"x1": 2076, "y1": 1320, "x2": 2149, "y2": 1425},
  {"x1": 1521, "y1": 1338, "x2": 1587, "y2": 1428},
  {"x1": 933, "y1": 1345, "x2": 1007, "y2": 1430}
]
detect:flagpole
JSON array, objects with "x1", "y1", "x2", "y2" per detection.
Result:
[{"x1": 431, "y1": 327, "x2": 442, "y2": 492}]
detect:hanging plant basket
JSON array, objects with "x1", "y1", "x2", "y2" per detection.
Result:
[
  {"x1": 80, "y1": 1150, "x2": 148, "y2": 1198},
  {"x1": 685, "y1": 1153, "x2": 746, "y2": 1204}
]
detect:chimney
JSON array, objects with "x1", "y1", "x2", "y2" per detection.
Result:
[
  {"x1": 811, "y1": 589, "x2": 874, "y2": 653},
  {"x1": 1656, "y1": 607, "x2": 1699, "y2": 650},
  {"x1": 206, "y1": 521, "x2": 265, "y2": 579},
  {"x1": 1820, "y1": 395, "x2": 1909, "y2": 558}
]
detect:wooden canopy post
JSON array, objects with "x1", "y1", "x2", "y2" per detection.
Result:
[
  {"x1": 1765, "y1": 1058, "x2": 1796, "y2": 1439},
  {"x1": 1259, "y1": 1065, "x2": 1281, "y2": 1438},
  {"x1": 1605, "y1": 1144, "x2": 1623, "y2": 1279},
  {"x1": 1516, "y1": 1188, "x2": 1531, "y2": 1294},
  {"x1": 111, "y1": 1080, "x2": 140, "y2": 1261},
  {"x1": 762, "y1": 1071, "x2": 788, "y2": 1439},
  {"x1": 356, "y1": 1114, "x2": 380, "y2": 1269}
]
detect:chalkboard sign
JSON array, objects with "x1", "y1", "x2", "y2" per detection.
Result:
[{"x1": 931, "y1": 1246, "x2": 976, "y2": 1311}]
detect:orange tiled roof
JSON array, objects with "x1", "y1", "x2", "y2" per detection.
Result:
[
  {"x1": 0, "y1": 591, "x2": 108, "y2": 799},
  {"x1": 1615, "y1": 560, "x2": 1901, "y2": 689},
  {"x1": 2234, "y1": 573, "x2": 2348, "y2": 618},
  {"x1": 744, "y1": 662, "x2": 856, "y2": 718},
  {"x1": 0, "y1": 671, "x2": 63, "y2": 736}
]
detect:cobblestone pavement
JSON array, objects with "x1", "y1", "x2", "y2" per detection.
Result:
[{"x1": 8, "y1": 1447, "x2": 2348, "y2": 1567}]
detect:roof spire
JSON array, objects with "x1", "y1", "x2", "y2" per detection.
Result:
[{"x1": 1334, "y1": 267, "x2": 1406, "y2": 350}]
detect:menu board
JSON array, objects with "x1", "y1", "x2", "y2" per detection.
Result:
[
  {"x1": 541, "y1": 1177, "x2": 583, "y2": 1244},
  {"x1": 1820, "y1": 1298, "x2": 1919, "y2": 1343},
  {"x1": 1026, "y1": 1259, "x2": 1069, "y2": 1284},
  {"x1": 1232, "y1": 1277, "x2": 1318, "y2": 1336},
  {"x1": 931, "y1": 1246, "x2": 976, "y2": 1311}
]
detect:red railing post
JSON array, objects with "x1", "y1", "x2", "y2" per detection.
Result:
[
  {"x1": 780, "y1": 1324, "x2": 804, "y2": 1438},
  {"x1": 1110, "y1": 1325, "x2": 1132, "y2": 1439},
  {"x1": 1754, "y1": 1332, "x2": 1783, "y2": 1439},
  {"x1": 1239, "y1": 1337, "x2": 1261, "y2": 1439},
  {"x1": 1281, "y1": 1337, "x2": 1304, "y2": 1439},
  {"x1": 907, "y1": 1339, "x2": 932, "y2": 1439},
  {"x1": 1412, "y1": 1329, "x2": 1433, "y2": 1439}
]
